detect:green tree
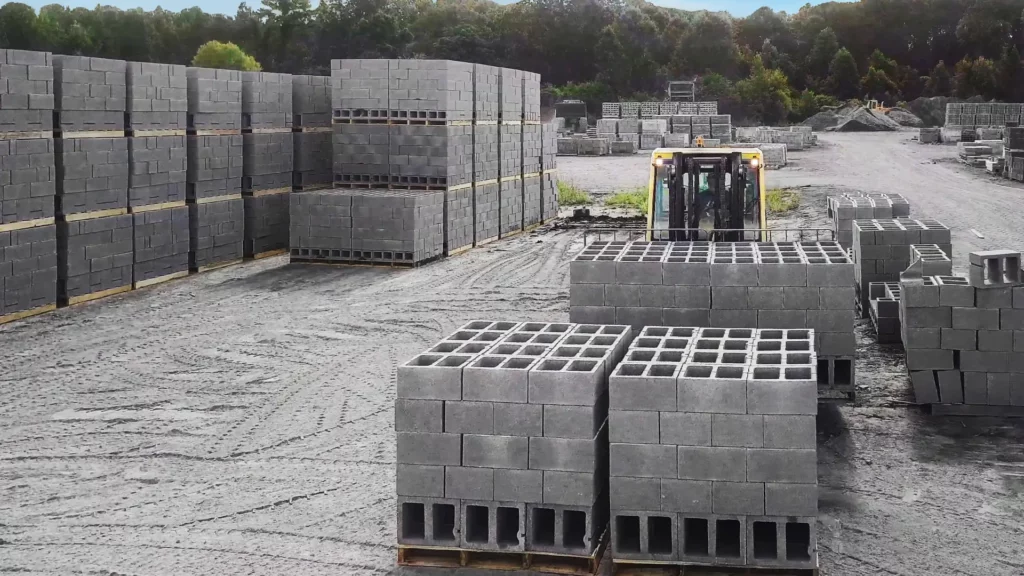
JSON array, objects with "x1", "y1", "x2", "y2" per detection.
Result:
[
  {"x1": 792, "y1": 89, "x2": 838, "y2": 120},
  {"x1": 192, "y1": 40, "x2": 262, "y2": 70},
  {"x1": 996, "y1": 44, "x2": 1022, "y2": 101},
  {"x1": 924, "y1": 60, "x2": 952, "y2": 96},
  {"x1": 954, "y1": 56, "x2": 998, "y2": 99},
  {"x1": 0, "y1": 3, "x2": 39, "y2": 49},
  {"x1": 806, "y1": 27, "x2": 838, "y2": 79},
  {"x1": 828, "y1": 47, "x2": 861, "y2": 99},
  {"x1": 862, "y1": 67, "x2": 899, "y2": 101},
  {"x1": 735, "y1": 55, "x2": 792, "y2": 124}
]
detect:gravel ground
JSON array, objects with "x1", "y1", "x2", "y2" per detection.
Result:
[{"x1": 2, "y1": 132, "x2": 1024, "y2": 575}]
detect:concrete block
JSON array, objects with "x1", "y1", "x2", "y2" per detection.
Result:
[
  {"x1": 963, "y1": 371, "x2": 986, "y2": 404},
  {"x1": 396, "y1": 432, "x2": 462, "y2": 465},
  {"x1": 978, "y1": 329, "x2": 1013, "y2": 352},
  {"x1": 764, "y1": 483, "x2": 817, "y2": 516},
  {"x1": 746, "y1": 449, "x2": 816, "y2": 483},
  {"x1": 395, "y1": 398, "x2": 443, "y2": 432},
  {"x1": 610, "y1": 410, "x2": 660, "y2": 444},
  {"x1": 610, "y1": 361, "x2": 679, "y2": 411},
  {"x1": 529, "y1": 424, "x2": 604, "y2": 472},
  {"x1": 493, "y1": 402, "x2": 543, "y2": 436},
  {"x1": 445, "y1": 466, "x2": 494, "y2": 501},
  {"x1": 713, "y1": 482, "x2": 765, "y2": 515},
  {"x1": 952, "y1": 307, "x2": 999, "y2": 330},
  {"x1": 397, "y1": 352, "x2": 473, "y2": 400},
  {"x1": 464, "y1": 434, "x2": 529, "y2": 469},
  {"x1": 463, "y1": 354, "x2": 537, "y2": 403},
  {"x1": 530, "y1": 356, "x2": 606, "y2": 406},
  {"x1": 763, "y1": 415, "x2": 815, "y2": 449},
  {"x1": 494, "y1": 469, "x2": 543, "y2": 503},
  {"x1": 711, "y1": 414, "x2": 764, "y2": 448},
  {"x1": 987, "y1": 373, "x2": 1011, "y2": 406},
  {"x1": 659, "y1": 412, "x2": 711, "y2": 446},
  {"x1": 611, "y1": 443, "x2": 677, "y2": 478},
  {"x1": 445, "y1": 401, "x2": 494, "y2": 434},
  {"x1": 544, "y1": 404, "x2": 603, "y2": 439},
  {"x1": 544, "y1": 471, "x2": 602, "y2": 506},
  {"x1": 677, "y1": 446, "x2": 746, "y2": 482},
  {"x1": 396, "y1": 464, "x2": 444, "y2": 497},
  {"x1": 611, "y1": 476, "x2": 662, "y2": 511},
  {"x1": 660, "y1": 479, "x2": 712, "y2": 513},
  {"x1": 746, "y1": 366, "x2": 817, "y2": 415},
  {"x1": 677, "y1": 364, "x2": 747, "y2": 414}
]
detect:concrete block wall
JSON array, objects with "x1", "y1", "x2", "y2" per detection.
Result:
[
  {"x1": 293, "y1": 131, "x2": 332, "y2": 189},
  {"x1": 332, "y1": 123, "x2": 389, "y2": 184},
  {"x1": 945, "y1": 102, "x2": 1024, "y2": 127},
  {"x1": 243, "y1": 132, "x2": 294, "y2": 192},
  {"x1": 126, "y1": 62, "x2": 187, "y2": 132},
  {"x1": 0, "y1": 49, "x2": 55, "y2": 133},
  {"x1": 186, "y1": 134, "x2": 243, "y2": 200},
  {"x1": 446, "y1": 186, "x2": 473, "y2": 254},
  {"x1": 475, "y1": 182, "x2": 500, "y2": 243},
  {"x1": 1, "y1": 138, "x2": 56, "y2": 225},
  {"x1": 523, "y1": 72, "x2": 540, "y2": 122},
  {"x1": 1, "y1": 224, "x2": 57, "y2": 316},
  {"x1": 499, "y1": 123, "x2": 522, "y2": 178},
  {"x1": 609, "y1": 327, "x2": 817, "y2": 568},
  {"x1": 128, "y1": 135, "x2": 187, "y2": 207},
  {"x1": 331, "y1": 59, "x2": 390, "y2": 119},
  {"x1": 243, "y1": 192, "x2": 289, "y2": 256},
  {"x1": 474, "y1": 64, "x2": 500, "y2": 122},
  {"x1": 828, "y1": 193, "x2": 910, "y2": 247},
  {"x1": 499, "y1": 179, "x2": 522, "y2": 237},
  {"x1": 473, "y1": 124, "x2": 499, "y2": 182},
  {"x1": 292, "y1": 75, "x2": 331, "y2": 128},
  {"x1": 397, "y1": 321, "x2": 633, "y2": 554},
  {"x1": 57, "y1": 214, "x2": 133, "y2": 302},
  {"x1": 55, "y1": 137, "x2": 129, "y2": 215},
  {"x1": 523, "y1": 175, "x2": 541, "y2": 229},
  {"x1": 133, "y1": 206, "x2": 189, "y2": 283},
  {"x1": 852, "y1": 218, "x2": 951, "y2": 316},
  {"x1": 186, "y1": 67, "x2": 242, "y2": 130},
  {"x1": 901, "y1": 255, "x2": 1024, "y2": 406},
  {"x1": 189, "y1": 197, "x2": 244, "y2": 270},
  {"x1": 569, "y1": 241, "x2": 857, "y2": 398},
  {"x1": 289, "y1": 189, "x2": 352, "y2": 254},
  {"x1": 390, "y1": 60, "x2": 473, "y2": 121},
  {"x1": 499, "y1": 68, "x2": 523, "y2": 121},
  {"x1": 523, "y1": 124, "x2": 542, "y2": 175},
  {"x1": 52, "y1": 55, "x2": 125, "y2": 132},
  {"x1": 389, "y1": 124, "x2": 472, "y2": 187},
  {"x1": 242, "y1": 72, "x2": 292, "y2": 129}
]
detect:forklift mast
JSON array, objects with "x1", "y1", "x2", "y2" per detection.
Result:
[{"x1": 666, "y1": 151, "x2": 747, "y2": 242}]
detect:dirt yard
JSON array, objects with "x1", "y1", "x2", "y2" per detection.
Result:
[{"x1": 2, "y1": 132, "x2": 1023, "y2": 575}]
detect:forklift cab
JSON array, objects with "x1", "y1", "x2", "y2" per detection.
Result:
[{"x1": 646, "y1": 148, "x2": 767, "y2": 241}]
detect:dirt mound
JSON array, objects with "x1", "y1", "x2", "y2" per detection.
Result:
[
  {"x1": 802, "y1": 110, "x2": 841, "y2": 131},
  {"x1": 906, "y1": 95, "x2": 988, "y2": 127},
  {"x1": 832, "y1": 107, "x2": 901, "y2": 132},
  {"x1": 886, "y1": 107, "x2": 924, "y2": 127}
]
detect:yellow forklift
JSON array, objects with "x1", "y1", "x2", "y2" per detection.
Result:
[{"x1": 645, "y1": 145, "x2": 767, "y2": 241}]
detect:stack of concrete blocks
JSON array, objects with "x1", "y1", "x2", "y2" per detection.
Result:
[
  {"x1": 596, "y1": 119, "x2": 618, "y2": 138},
  {"x1": 851, "y1": 218, "x2": 951, "y2": 317},
  {"x1": 241, "y1": 72, "x2": 293, "y2": 258},
  {"x1": 620, "y1": 102, "x2": 641, "y2": 118},
  {"x1": 755, "y1": 144, "x2": 787, "y2": 169},
  {"x1": 602, "y1": 103, "x2": 621, "y2": 118},
  {"x1": 828, "y1": 193, "x2": 911, "y2": 248},
  {"x1": 540, "y1": 121, "x2": 559, "y2": 223},
  {"x1": 690, "y1": 116, "x2": 712, "y2": 139},
  {"x1": 522, "y1": 118, "x2": 542, "y2": 229},
  {"x1": 396, "y1": 321, "x2": 633, "y2": 556},
  {"x1": 51, "y1": 55, "x2": 133, "y2": 304},
  {"x1": 0, "y1": 49, "x2": 57, "y2": 321},
  {"x1": 608, "y1": 326, "x2": 818, "y2": 568},
  {"x1": 868, "y1": 282, "x2": 902, "y2": 344},
  {"x1": 919, "y1": 128, "x2": 940, "y2": 144},
  {"x1": 126, "y1": 62, "x2": 189, "y2": 286},
  {"x1": 710, "y1": 115, "x2": 731, "y2": 143},
  {"x1": 498, "y1": 68, "x2": 524, "y2": 238},
  {"x1": 330, "y1": 59, "x2": 389, "y2": 186},
  {"x1": 1007, "y1": 128, "x2": 1024, "y2": 183},
  {"x1": 617, "y1": 118, "x2": 640, "y2": 151},
  {"x1": 946, "y1": 103, "x2": 1024, "y2": 128},
  {"x1": 639, "y1": 120, "x2": 667, "y2": 151},
  {"x1": 901, "y1": 250, "x2": 1024, "y2": 407},
  {"x1": 291, "y1": 75, "x2": 333, "y2": 191},
  {"x1": 186, "y1": 67, "x2": 244, "y2": 271},
  {"x1": 473, "y1": 64, "x2": 501, "y2": 246},
  {"x1": 568, "y1": 240, "x2": 857, "y2": 399},
  {"x1": 289, "y1": 188, "x2": 443, "y2": 264}
]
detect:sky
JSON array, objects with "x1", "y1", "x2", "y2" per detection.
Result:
[{"x1": 21, "y1": 0, "x2": 826, "y2": 17}]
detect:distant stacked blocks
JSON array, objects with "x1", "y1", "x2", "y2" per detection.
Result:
[
  {"x1": 0, "y1": 49, "x2": 57, "y2": 319},
  {"x1": 53, "y1": 55, "x2": 133, "y2": 305},
  {"x1": 1008, "y1": 127, "x2": 1024, "y2": 183},
  {"x1": 127, "y1": 62, "x2": 189, "y2": 286},
  {"x1": 569, "y1": 241, "x2": 857, "y2": 400},
  {"x1": 242, "y1": 72, "x2": 293, "y2": 258},
  {"x1": 397, "y1": 321, "x2": 631, "y2": 556},
  {"x1": 186, "y1": 67, "x2": 244, "y2": 270},
  {"x1": 827, "y1": 192, "x2": 911, "y2": 248},
  {"x1": 300, "y1": 59, "x2": 552, "y2": 266},
  {"x1": 291, "y1": 75, "x2": 332, "y2": 191},
  {"x1": 901, "y1": 250, "x2": 1024, "y2": 407},
  {"x1": 609, "y1": 327, "x2": 818, "y2": 569}
]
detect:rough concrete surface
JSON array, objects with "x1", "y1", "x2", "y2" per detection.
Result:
[{"x1": 2, "y1": 132, "x2": 1024, "y2": 576}]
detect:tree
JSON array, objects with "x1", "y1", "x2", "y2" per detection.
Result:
[
  {"x1": 828, "y1": 47, "x2": 861, "y2": 99},
  {"x1": 862, "y1": 67, "x2": 899, "y2": 101},
  {"x1": 735, "y1": 55, "x2": 792, "y2": 124},
  {"x1": 954, "y1": 57, "x2": 998, "y2": 99},
  {"x1": 996, "y1": 44, "x2": 1022, "y2": 101},
  {"x1": 807, "y1": 27, "x2": 839, "y2": 79},
  {"x1": 924, "y1": 61, "x2": 952, "y2": 96},
  {"x1": 192, "y1": 40, "x2": 262, "y2": 71},
  {"x1": 793, "y1": 89, "x2": 838, "y2": 120},
  {"x1": 0, "y1": 3, "x2": 39, "y2": 49}
]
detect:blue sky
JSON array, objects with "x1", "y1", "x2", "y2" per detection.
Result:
[{"x1": 22, "y1": 0, "x2": 823, "y2": 17}]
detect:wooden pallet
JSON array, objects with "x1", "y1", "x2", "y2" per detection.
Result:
[
  {"x1": 56, "y1": 130, "x2": 125, "y2": 139},
  {"x1": 612, "y1": 559, "x2": 818, "y2": 576},
  {"x1": 928, "y1": 403, "x2": 1024, "y2": 417},
  {"x1": 66, "y1": 284, "x2": 132, "y2": 306},
  {"x1": 251, "y1": 248, "x2": 288, "y2": 260},
  {"x1": 194, "y1": 259, "x2": 243, "y2": 273},
  {"x1": 133, "y1": 270, "x2": 189, "y2": 290},
  {"x1": 289, "y1": 254, "x2": 440, "y2": 269},
  {"x1": 476, "y1": 235, "x2": 500, "y2": 247},
  {"x1": 817, "y1": 387, "x2": 856, "y2": 403},
  {"x1": 0, "y1": 304, "x2": 56, "y2": 326},
  {"x1": 447, "y1": 244, "x2": 474, "y2": 257},
  {"x1": 398, "y1": 534, "x2": 606, "y2": 575}
]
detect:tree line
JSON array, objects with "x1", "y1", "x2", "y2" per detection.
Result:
[{"x1": 0, "y1": 0, "x2": 1022, "y2": 123}]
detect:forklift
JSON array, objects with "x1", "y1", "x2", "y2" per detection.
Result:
[{"x1": 645, "y1": 147, "x2": 767, "y2": 241}]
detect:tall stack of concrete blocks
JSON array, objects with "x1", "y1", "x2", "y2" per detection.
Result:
[
  {"x1": 868, "y1": 282, "x2": 902, "y2": 343},
  {"x1": 499, "y1": 67, "x2": 524, "y2": 237},
  {"x1": 1007, "y1": 127, "x2": 1024, "y2": 183},
  {"x1": 609, "y1": 327, "x2": 817, "y2": 568},
  {"x1": 242, "y1": 72, "x2": 293, "y2": 258},
  {"x1": 901, "y1": 250, "x2": 1024, "y2": 408},
  {"x1": 126, "y1": 62, "x2": 189, "y2": 287},
  {"x1": 53, "y1": 55, "x2": 133, "y2": 305},
  {"x1": 827, "y1": 192, "x2": 911, "y2": 247},
  {"x1": 292, "y1": 75, "x2": 332, "y2": 191},
  {"x1": 473, "y1": 63, "x2": 501, "y2": 246},
  {"x1": 569, "y1": 240, "x2": 857, "y2": 399},
  {"x1": 851, "y1": 218, "x2": 952, "y2": 316},
  {"x1": 397, "y1": 321, "x2": 632, "y2": 556},
  {"x1": 186, "y1": 67, "x2": 244, "y2": 270},
  {"x1": 0, "y1": 49, "x2": 58, "y2": 321},
  {"x1": 541, "y1": 119, "x2": 559, "y2": 223},
  {"x1": 522, "y1": 72, "x2": 542, "y2": 230}
]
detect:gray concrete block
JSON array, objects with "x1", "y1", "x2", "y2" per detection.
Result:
[
  {"x1": 987, "y1": 373, "x2": 1011, "y2": 406},
  {"x1": 493, "y1": 402, "x2": 543, "y2": 436},
  {"x1": 713, "y1": 482, "x2": 765, "y2": 515},
  {"x1": 397, "y1": 352, "x2": 472, "y2": 400},
  {"x1": 677, "y1": 446, "x2": 746, "y2": 482},
  {"x1": 711, "y1": 414, "x2": 764, "y2": 448},
  {"x1": 764, "y1": 483, "x2": 817, "y2": 516},
  {"x1": 610, "y1": 362, "x2": 678, "y2": 411},
  {"x1": 395, "y1": 398, "x2": 443, "y2": 432},
  {"x1": 494, "y1": 469, "x2": 543, "y2": 503},
  {"x1": 396, "y1": 464, "x2": 444, "y2": 497},
  {"x1": 660, "y1": 412, "x2": 711, "y2": 446},
  {"x1": 464, "y1": 434, "x2": 529, "y2": 469},
  {"x1": 610, "y1": 443, "x2": 677, "y2": 478},
  {"x1": 530, "y1": 426, "x2": 604, "y2": 472},
  {"x1": 746, "y1": 449, "x2": 816, "y2": 483},
  {"x1": 609, "y1": 410, "x2": 660, "y2": 444},
  {"x1": 952, "y1": 307, "x2": 1000, "y2": 330},
  {"x1": 463, "y1": 354, "x2": 535, "y2": 403},
  {"x1": 962, "y1": 371, "x2": 985, "y2": 403},
  {"x1": 396, "y1": 432, "x2": 461, "y2": 465},
  {"x1": 610, "y1": 476, "x2": 661, "y2": 511},
  {"x1": 445, "y1": 466, "x2": 494, "y2": 501},
  {"x1": 444, "y1": 401, "x2": 494, "y2": 434},
  {"x1": 677, "y1": 364, "x2": 747, "y2": 414},
  {"x1": 660, "y1": 479, "x2": 712, "y2": 513},
  {"x1": 763, "y1": 415, "x2": 815, "y2": 449},
  {"x1": 544, "y1": 471, "x2": 602, "y2": 506},
  {"x1": 544, "y1": 404, "x2": 602, "y2": 439}
]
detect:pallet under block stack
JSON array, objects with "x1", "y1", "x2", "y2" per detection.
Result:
[
  {"x1": 53, "y1": 55, "x2": 134, "y2": 306},
  {"x1": 902, "y1": 250, "x2": 1024, "y2": 412},
  {"x1": 0, "y1": 49, "x2": 58, "y2": 323},
  {"x1": 397, "y1": 321, "x2": 632, "y2": 571},
  {"x1": 127, "y1": 61, "x2": 190, "y2": 288},
  {"x1": 186, "y1": 67, "x2": 244, "y2": 271},
  {"x1": 242, "y1": 72, "x2": 293, "y2": 258},
  {"x1": 609, "y1": 327, "x2": 817, "y2": 571}
]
